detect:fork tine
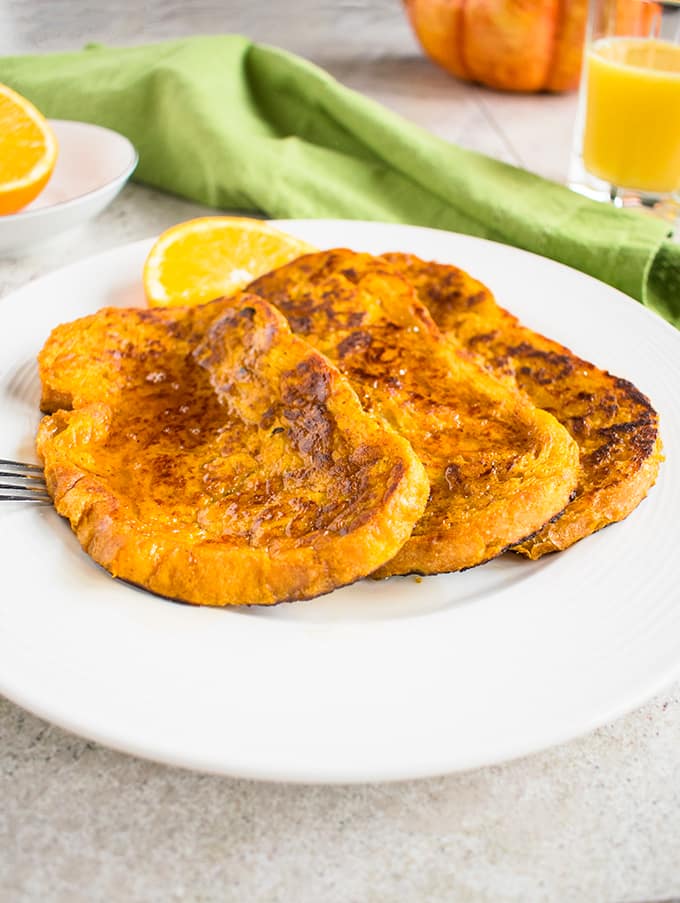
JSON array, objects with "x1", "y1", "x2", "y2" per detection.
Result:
[
  {"x1": 0, "y1": 489, "x2": 51, "y2": 502},
  {"x1": 0, "y1": 495, "x2": 52, "y2": 502},
  {"x1": 0, "y1": 459, "x2": 51, "y2": 502},
  {"x1": 0, "y1": 458, "x2": 44, "y2": 471}
]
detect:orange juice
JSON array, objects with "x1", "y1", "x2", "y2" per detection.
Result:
[{"x1": 582, "y1": 37, "x2": 680, "y2": 193}]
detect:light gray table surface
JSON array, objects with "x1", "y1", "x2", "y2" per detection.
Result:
[{"x1": 1, "y1": 3, "x2": 679, "y2": 902}]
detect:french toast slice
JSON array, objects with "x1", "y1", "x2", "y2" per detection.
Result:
[
  {"x1": 36, "y1": 294, "x2": 429, "y2": 606},
  {"x1": 248, "y1": 249, "x2": 580, "y2": 576},
  {"x1": 384, "y1": 252, "x2": 663, "y2": 558}
]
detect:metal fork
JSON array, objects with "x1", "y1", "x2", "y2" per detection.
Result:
[{"x1": 0, "y1": 459, "x2": 51, "y2": 503}]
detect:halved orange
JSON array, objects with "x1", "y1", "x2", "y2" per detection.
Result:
[
  {"x1": 0, "y1": 83, "x2": 58, "y2": 216},
  {"x1": 143, "y1": 217, "x2": 318, "y2": 308}
]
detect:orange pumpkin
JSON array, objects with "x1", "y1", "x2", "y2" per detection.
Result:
[{"x1": 404, "y1": 0, "x2": 661, "y2": 93}]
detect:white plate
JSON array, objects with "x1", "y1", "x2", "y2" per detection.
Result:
[
  {"x1": 0, "y1": 120, "x2": 137, "y2": 254},
  {"x1": 1, "y1": 220, "x2": 679, "y2": 784}
]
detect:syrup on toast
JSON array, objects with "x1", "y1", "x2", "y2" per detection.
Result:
[
  {"x1": 37, "y1": 294, "x2": 429, "y2": 605},
  {"x1": 384, "y1": 252, "x2": 663, "y2": 558},
  {"x1": 249, "y1": 249, "x2": 580, "y2": 576}
]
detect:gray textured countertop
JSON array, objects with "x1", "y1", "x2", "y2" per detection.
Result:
[{"x1": 1, "y1": 3, "x2": 679, "y2": 902}]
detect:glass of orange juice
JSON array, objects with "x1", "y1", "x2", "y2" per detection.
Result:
[{"x1": 569, "y1": 0, "x2": 680, "y2": 223}]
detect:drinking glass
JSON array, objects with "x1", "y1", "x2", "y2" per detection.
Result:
[{"x1": 568, "y1": 0, "x2": 680, "y2": 223}]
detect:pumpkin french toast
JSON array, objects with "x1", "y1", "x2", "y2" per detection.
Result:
[
  {"x1": 384, "y1": 252, "x2": 663, "y2": 558},
  {"x1": 249, "y1": 249, "x2": 580, "y2": 576},
  {"x1": 36, "y1": 294, "x2": 429, "y2": 606}
]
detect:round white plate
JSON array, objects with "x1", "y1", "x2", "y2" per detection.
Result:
[
  {"x1": 0, "y1": 120, "x2": 137, "y2": 255},
  {"x1": 1, "y1": 220, "x2": 679, "y2": 784}
]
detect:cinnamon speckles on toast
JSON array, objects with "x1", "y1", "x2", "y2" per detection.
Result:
[
  {"x1": 36, "y1": 295, "x2": 429, "y2": 606},
  {"x1": 36, "y1": 243, "x2": 662, "y2": 607},
  {"x1": 384, "y1": 252, "x2": 663, "y2": 558},
  {"x1": 249, "y1": 249, "x2": 580, "y2": 576}
]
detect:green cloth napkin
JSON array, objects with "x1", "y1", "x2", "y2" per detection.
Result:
[{"x1": 1, "y1": 35, "x2": 678, "y2": 326}]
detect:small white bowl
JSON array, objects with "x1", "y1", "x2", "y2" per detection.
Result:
[{"x1": 0, "y1": 119, "x2": 138, "y2": 255}]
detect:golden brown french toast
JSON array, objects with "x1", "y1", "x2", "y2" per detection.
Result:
[
  {"x1": 384, "y1": 252, "x2": 663, "y2": 558},
  {"x1": 248, "y1": 249, "x2": 580, "y2": 576},
  {"x1": 36, "y1": 294, "x2": 429, "y2": 605}
]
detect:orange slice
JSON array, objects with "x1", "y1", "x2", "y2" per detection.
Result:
[
  {"x1": 143, "y1": 217, "x2": 318, "y2": 308},
  {"x1": 0, "y1": 83, "x2": 58, "y2": 216}
]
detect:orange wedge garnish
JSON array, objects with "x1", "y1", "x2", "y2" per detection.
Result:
[
  {"x1": 0, "y1": 83, "x2": 58, "y2": 216},
  {"x1": 143, "y1": 216, "x2": 317, "y2": 308}
]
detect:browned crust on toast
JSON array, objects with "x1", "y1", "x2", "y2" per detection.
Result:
[
  {"x1": 249, "y1": 249, "x2": 580, "y2": 576},
  {"x1": 36, "y1": 295, "x2": 429, "y2": 605},
  {"x1": 384, "y1": 252, "x2": 663, "y2": 558}
]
